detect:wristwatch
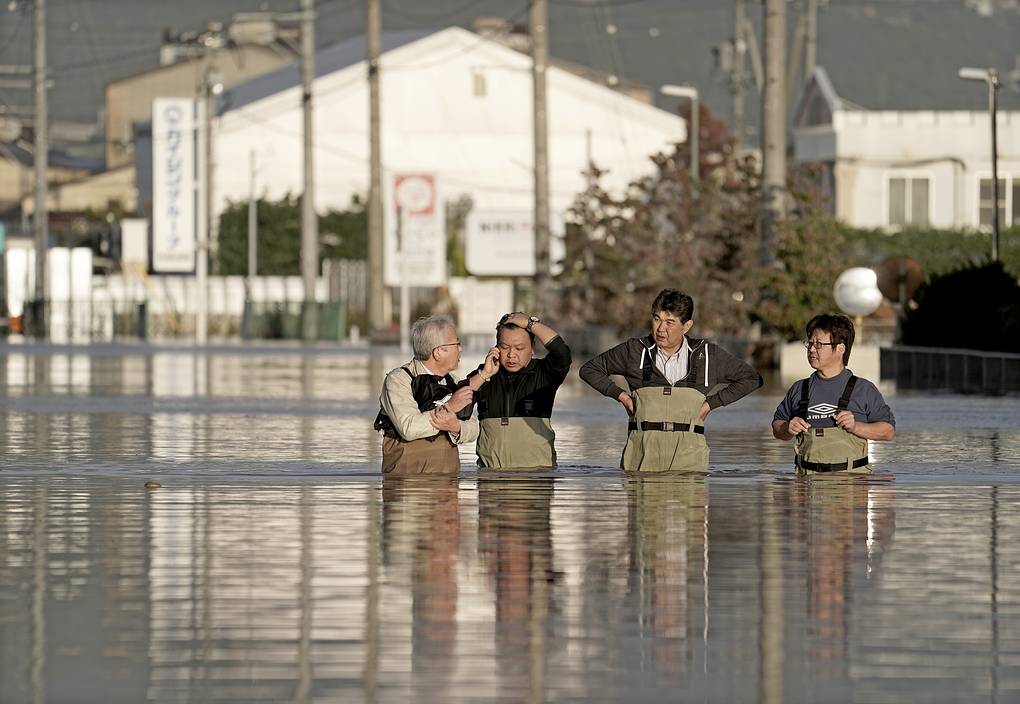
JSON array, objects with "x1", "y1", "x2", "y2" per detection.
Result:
[{"x1": 526, "y1": 316, "x2": 540, "y2": 331}]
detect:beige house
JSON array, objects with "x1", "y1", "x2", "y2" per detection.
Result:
[{"x1": 105, "y1": 43, "x2": 297, "y2": 169}]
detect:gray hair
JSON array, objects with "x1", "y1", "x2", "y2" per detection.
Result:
[{"x1": 411, "y1": 315, "x2": 456, "y2": 360}]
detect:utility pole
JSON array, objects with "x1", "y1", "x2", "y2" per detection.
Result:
[
  {"x1": 197, "y1": 62, "x2": 215, "y2": 346},
  {"x1": 531, "y1": 0, "x2": 551, "y2": 312},
  {"x1": 732, "y1": 0, "x2": 747, "y2": 152},
  {"x1": 248, "y1": 149, "x2": 258, "y2": 297},
  {"x1": 804, "y1": 0, "x2": 818, "y2": 79},
  {"x1": 367, "y1": 0, "x2": 386, "y2": 338},
  {"x1": 300, "y1": 0, "x2": 318, "y2": 341},
  {"x1": 761, "y1": 0, "x2": 786, "y2": 264},
  {"x1": 33, "y1": 0, "x2": 48, "y2": 337}
]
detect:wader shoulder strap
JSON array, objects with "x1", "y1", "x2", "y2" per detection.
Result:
[
  {"x1": 402, "y1": 366, "x2": 414, "y2": 379},
  {"x1": 797, "y1": 379, "x2": 810, "y2": 419},
  {"x1": 641, "y1": 346, "x2": 654, "y2": 383},
  {"x1": 837, "y1": 375, "x2": 858, "y2": 412}
]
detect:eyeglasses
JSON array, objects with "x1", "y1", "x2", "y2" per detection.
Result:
[
  {"x1": 432, "y1": 340, "x2": 462, "y2": 352},
  {"x1": 803, "y1": 339, "x2": 838, "y2": 351}
]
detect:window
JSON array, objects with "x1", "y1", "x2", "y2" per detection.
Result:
[
  {"x1": 979, "y1": 178, "x2": 1006, "y2": 229},
  {"x1": 888, "y1": 177, "x2": 930, "y2": 227}
]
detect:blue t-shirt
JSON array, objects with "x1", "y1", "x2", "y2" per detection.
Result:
[{"x1": 773, "y1": 368, "x2": 895, "y2": 429}]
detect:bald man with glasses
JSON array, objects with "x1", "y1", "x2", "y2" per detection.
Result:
[{"x1": 375, "y1": 314, "x2": 499, "y2": 475}]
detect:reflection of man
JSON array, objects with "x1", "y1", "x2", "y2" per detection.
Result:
[
  {"x1": 468, "y1": 313, "x2": 572, "y2": 469},
  {"x1": 771, "y1": 313, "x2": 895, "y2": 475},
  {"x1": 626, "y1": 475, "x2": 707, "y2": 677},
  {"x1": 477, "y1": 478, "x2": 555, "y2": 701},
  {"x1": 580, "y1": 288, "x2": 762, "y2": 472},
  {"x1": 781, "y1": 479, "x2": 896, "y2": 661},
  {"x1": 375, "y1": 315, "x2": 494, "y2": 475},
  {"x1": 381, "y1": 477, "x2": 461, "y2": 698}
]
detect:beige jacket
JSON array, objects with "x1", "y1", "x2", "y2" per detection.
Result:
[{"x1": 379, "y1": 359, "x2": 479, "y2": 444}]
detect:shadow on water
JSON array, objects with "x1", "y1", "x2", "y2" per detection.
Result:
[{"x1": 1, "y1": 347, "x2": 1019, "y2": 701}]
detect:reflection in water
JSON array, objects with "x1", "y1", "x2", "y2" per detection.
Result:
[
  {"x1": 477, "y1": 478, "x2": 555, "y2": 704},
  {"x1": 625, "y1": 476, "x2": 707, "y2": 682},
  {"x1": 1, "y1": 478, "x2": 1019, "y2": 702}
]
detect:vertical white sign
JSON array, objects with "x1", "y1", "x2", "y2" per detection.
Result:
[
  {"x1": 152, "y1": 98, "x2": 195, "y2": 273},
  {"x1": 384, "y1": 174, "x2": 446, "y2": 287}
]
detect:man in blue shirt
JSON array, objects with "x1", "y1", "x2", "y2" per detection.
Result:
[{"x1": 772, "y1": 313, "x2": 896, "y2": 474}]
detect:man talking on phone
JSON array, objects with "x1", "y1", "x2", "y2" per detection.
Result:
[{"x1": 467, "y1": 312, "x2": 572, "y2": 469}]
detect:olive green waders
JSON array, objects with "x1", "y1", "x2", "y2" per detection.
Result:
[
  {"x1": 622, "y1": 386, "x2": 708, "y2": 472},
  {"x1": 477, "y1": 417, "x2": 556, "y2": 469},
  {"x1": 382, "y1": 434, "x2": 460, "y2": 476},
  {"x1": 794, "y1": 375, "x2": 872, "y2": 476}
]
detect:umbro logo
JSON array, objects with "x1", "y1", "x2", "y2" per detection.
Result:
[{"x1": 808, "y1": 403, "x2": 838, "y2": 416}]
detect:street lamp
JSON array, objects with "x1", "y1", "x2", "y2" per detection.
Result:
[
  {"x1": 661, "y1": 84, "x2": 699, "y2": 179},
  {"x1": 959, "y1": 66, "x2": 1001, "y2": 262}
]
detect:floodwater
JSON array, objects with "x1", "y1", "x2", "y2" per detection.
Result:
[{"x1": 1, "y1": 344, "x2": 1019, "y2": 703}]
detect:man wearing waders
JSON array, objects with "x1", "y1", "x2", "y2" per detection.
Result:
[
  {"x1": 375, "y1": 315, "x2": 498, "y2": 475},
  {"x1": 580, "y1": 289, "x2": 763, "y2": 472},
  {"x1": 772, "y1": 313, "x2": 895, "y2": 474},
  {"x1": 467, "y1": 312, "x2": 572, "y2": 469}
]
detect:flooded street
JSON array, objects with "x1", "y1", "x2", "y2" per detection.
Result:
[{"x1": 1, "y1": 345, "x2": 1019, "y2": 702}]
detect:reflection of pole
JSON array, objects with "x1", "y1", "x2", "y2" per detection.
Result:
[
  {"x1": 363, "y1": 494, "x2": 380, "y2": 703},
  {"x1": 33, "y1": 0, "x2": 48, "y2": 337},
  {"x1": 295, "y1": 488, "x2": 313, "y2": 703},
  {"x1": 300, "y1": 0, "x2": 319, "y2": 341},
  {"x1": 990, "y1": 486, "x2": 1000, "y2": 699},
  {"x1": 397, "y1": 206, "x2": 410, "y2": 354},
  {"x1": 759, "y1": 484, "x2": 783, "y2": 704},
  {"x1": 31, "y1": 488, "x2": 46, "y2": 704},
  {"x1": 531, "y1": 0, "x2": 551, "y2": 311},
  {"x1": 367, "y1": 0, "x2": 386, "y2": 336}
]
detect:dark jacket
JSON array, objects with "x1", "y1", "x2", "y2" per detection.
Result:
[
  {"x1": 469, "y1": 335, "x2": 572, "y2": 420},
  {"x1": 579, "y1": 334, "x2": 762, "y2": 409}
]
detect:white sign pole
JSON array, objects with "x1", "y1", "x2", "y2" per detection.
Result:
[{"x1": 397, "y1": 206, "x2": 410, "y2": 355}]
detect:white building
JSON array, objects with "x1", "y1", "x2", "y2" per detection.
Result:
[
  {"x1": 794, "y1": 67, "x2": 1020, "y2": 231},
  {"x1": 141, "y1": 26, "x2": 685, "y2": 236}
]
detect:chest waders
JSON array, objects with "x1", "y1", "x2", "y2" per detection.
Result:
[
  {"x1": 477, "y1": 417, "x2": 556, "y2": 469},
  {"x1": 621, "y1": 352, "x2": 708, "y2": 472},
  {"x1": 378, "y1": 367, "x2": 462, "y2": 476},
  {"x1": 794, "y1": 375, "x2": 871, "y2": 475}
]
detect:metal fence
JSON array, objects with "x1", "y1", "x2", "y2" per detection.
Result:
[{"x1": 880, "y1": 345, "x2": 1020, "y2": 394}]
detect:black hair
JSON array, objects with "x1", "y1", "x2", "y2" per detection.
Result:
[
  {"x1": 651, "y1": 288, "x2": 694, "y2": 322},
  {"x1": 496, "y1": 323, "x2": 535, "y2": 346},
  {"x1": 806, "y1": 312, "x2": 855, "y2": 365}
]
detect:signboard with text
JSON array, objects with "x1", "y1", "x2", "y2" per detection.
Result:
[
  {"x1": 152, "y1": 97, "x2": 196, "y2": 273},
  {"x1": 465, "y1": 209, "x2": 564, "y2": 276},
  {"x1": 384, "y1": 174, "x2": 446, "y2": 287}
]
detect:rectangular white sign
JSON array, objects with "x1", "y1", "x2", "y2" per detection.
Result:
[
  {"x1": 152, "y1": 98, "x2": 195, "y2": 273},
  {"x1": 465, "y1": 209, "x2": 565, "y2": 276},
  {"x1": 384, "y1": 174, "x2": 446, "y2": 287},
  {"x1": 465, "y1": 210, "x2": 535, "y2": 276}
]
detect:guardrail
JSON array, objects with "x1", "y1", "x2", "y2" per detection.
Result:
[{"x1": 880, "y1": 345, "x2": 1020, "y2": 394}]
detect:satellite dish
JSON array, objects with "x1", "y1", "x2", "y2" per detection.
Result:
[
  {"x1": 834, "y1": 267, "x2": 882, "y2": 316},
  {"x1": 876, "y1": 256, "x2": 924, "y2": 304}
]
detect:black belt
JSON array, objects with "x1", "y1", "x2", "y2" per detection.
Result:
[
  {"x1": 628, "y1": 421, "x2": 704, "y2": 434},
  {"x1": 796, "y1": 456, "x2": 870, "y2": 473}
]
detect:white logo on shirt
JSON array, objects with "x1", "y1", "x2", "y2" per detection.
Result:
[{"x1": 808, "y1": 402, "x2": 838, "y2": 417}]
